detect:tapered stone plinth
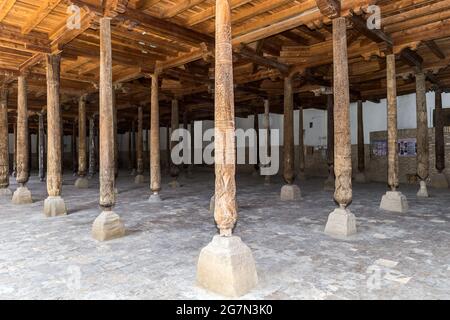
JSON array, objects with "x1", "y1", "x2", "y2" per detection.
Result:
[
  {"x1": 354, "y1": 171, "x2": 367, "y2": 183},
  {"x1": 0, "y1": 188, "x2": 12, "y2": 197},
  {"x1": 197, "y1": 235, "x2": 258, "y2": 297},
  {"x1": 74, "y1": 177, "x2": 89, "y2": 188},
  {"x1": 380, "y1": 191, "x2": 408, "y2": 213},
  {"x1": 168, "y1": 180, "x2": 179, "y2": 188},
  {"x1": 280, "y1": 184, "x2": 301, "y2": 201},
  {"x1": 44, "y1": 196, "x2": 67, "y2": 217},
  {"x1": 430, "y1": 173, "x2": 448, "y2": 189},
  {"x1": 134, "y1": 174, "x2": 145, "y2": 184},
  {"x1": 148, "y1": 192, "x2": 162, "y2": 203},
  {"x1": 417, "y1": 180, "x2": 429, "y2": 198},
  {"x1": 324, "y1": 175, "x2": 334, "y2": 191},
  {"x1": 324, "y1": 208, "x2": 357, "y2": 237},
  {"x1": 92, "y1": 210, "x2": 125, "y2": 241},
  {"x1": 12, "y1": 186, "x2": 32, "y2": 204}
]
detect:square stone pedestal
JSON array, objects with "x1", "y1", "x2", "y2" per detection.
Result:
[
  {"x1": 417, "y1": 180, "x2": 429, "y2": 198},
  {"x1": 280, "y1": 184, "x2": 301, "y2": 201},
  {"x1": 92, "y1": 210, "x2": 125, "y2": 241},
  {"x1": 380, "y1": 191, "x2": 408, "y2": 213},
  {"x1": 430, "y1": 173, "x2": 448, "y2": 189},
  {"x1": 74, "y1": 177, "x2": 89, "y2": 188},
  {"x1": 197, "y1": 235, "x2": 258, "y2": 297},
  {"x1": 324, "y1": 208, "x2": 357, "y2": 237},
  {"x1": 134, "y1": 174, "x2": 145, "y2": 184},
  {"x1": 44, "y1": 196, "x2": 67, "y2": 217},
  {"x1": 0, "y1": 188, "x2": 12, "y2": 197},
  {"x1": 12, "y1": 186, "x2": 32, "y2": 204},
  {"x1": 148, "y1": 192, "x2": 162, "y2": 203}
]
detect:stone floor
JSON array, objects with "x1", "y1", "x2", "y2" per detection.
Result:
[{"x1": 0, "y1": 169, "x2": 449, "y2": 300}]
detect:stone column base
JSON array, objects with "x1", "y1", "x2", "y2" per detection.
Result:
[
  {"x1": 12, "y1": 186, "x2": 32, "y2": 204},
  {"x1": 430, "y1": 173, "x2": 448, "y2": 189},
  {"x1": 74, "y1": 177, "x2": 89, "y2": 188},
  {"x1": 323, "y1": 175, "x2": 334, "y2": 191},
  {"x1": 0, "y1": 188, "x2": 12, "y2": 197},
  {"x1": 44, "y1": 196, "x2": 67, "y2": 217},
  {"x1": 354, "y1": 171, "x2": 367, "y2": 183},
  {"x1": 380, "y1": 191, "x2": 408, "y2": 213},
  {"x1": 417, "y1": 180, "x2": 429, "y2": 198},
  {"x1": 324, "y1": 208, "x2": 357, "y2": 237},
  {"x1": 280, "y1": 184, "x2": 301, "y2": 201},
  {"x1": 92, "y1": 210, "x2": 125, "y2": 241},
  {"x1": 148, "y1": 192, "x2": 162, "y2": 203},
  {"x1": 134, "y1": 174, "x2": 145, "y2": 184},
  {"x1": 168, "y1": 180, "x2": 180, "y2": 188},
  {"x1": 197, "y1": 235, "x2": 258, "y2": 297}
]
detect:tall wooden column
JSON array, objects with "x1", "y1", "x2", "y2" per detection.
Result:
[
  {"x1": 197, "y1": 0, "x2": 257, "y2": 297},
  {"x1": 263, "y1": 98, "x2": 271, "y2": 185},
  {"x1": 92, "y1": 17, "x2": 125, "y2": 241},
  {"x1": 380, "y1": 54, "x2": 408, "y2": 212},
  {"x1": 416, "y1": 72, "x2": 429, "y2": 197},
  {"x1": 43, "y1": 54, "x2": 67, "y2": 216},
  {"x1": 324, "y1": 94, "x2": 335, "y2": 190},
  {"x1": 149, "y1": 72, "x2": 162, "y2": 202},
  {"x1": 112, "y1": 90, "x2": 118, "y2": 181},
  {"x1": 280, "y1": 76, "x2": 301, "y2": 200},
  {"x1": 324, "y1": 16, "x2": 356, "y2": 237},
  {"x1": 12, "y1": 75, "x2": 32, "y2": 204},
  {"x1": 135, "y1": 106, "x2": 144, "y2": 183},
  {"x1": 12, "y1": 121, "x2": 16, "y2": 177},
  {"x1": 130, "y1": 119, "x2": 136, "y2": 174},
  {"x1": 355, "y1": 99, "x2": 367, "y2": 182},
  {"x1": 71, "y1": 122, "x2": 77, "y2": 175},
  {"x1": 253, "y1": 109, "x2": 260, "y2": 176},
  {"x1": 38, "y1": 112, "x2": 45, "y2": 182},
  {"x1": 169, "y1": 99, "x2": 180, "y2": 187},
  {"x1": 298, "y1": 105, "x2": 305, "y2": 180},
  {"x1": 88, "y1": 116, "x2": 96, "y2": 177},
  {"x1": 0, "y1": 84, "x2": 11, "y2": 195},
  {"x1": 188, "y1": 120, "x2": 194, "y2": 176},
  {"x1": 431, "y1": 89, "x2": 448, "y2": 188},
  {"x1": 75, "y1": 95, "x2": 88, "y2": 188}
]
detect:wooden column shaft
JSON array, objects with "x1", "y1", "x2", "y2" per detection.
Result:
[
  {"x1": 298, "y1": 105, "x2": 305, "y2": 173},
  {"x1": 46, "y1": 54, "x2": 63, "y2": 197},
  {"x1": 254, "y1": 109, "x2": 260, "y2": 170},
  {"x1": 283, "y1": 76, "x2": 295, "y2": 184},
  {"x1": 386, "y1": 54, "x2": 399, "y2": 190},
  {"x1": 99, "y1": 17, "x2": 115, "y2": 209},
  {"x1": 150, "y1": 72, "x2": 161, "y2": 193},
  {"x1": 416, "y1": 73, "x2": 429, "y2": 181},
  {"x1": 78, "y1": 95, "x2": 87, "y2": 176},
  {"x1": 264, "y1": 99, "x2": 271, "y2": 157},
  {"x1": 214, "y1": 0, "x2": 237, "y2": 236},
  {"x1": 357, "y1": 100, "x2": 365, "y2": 172},
  {"x1": 170, "y1": 99, "x2": 180, "y2": 177},
  {"x1": 326, "y1": 94, "x2": 334, "y2": 169},
  {"x1": 16, "y1": 76, "x2": 29, "y2": 185},
  {"x1": 88, "y1": 116, "x2": 96, "y2": 175},
  {"x1": 333, "y1": 17, "x2": 352, "y2": 207},
  {"x1": 0, "y1": 86, "x2": 9, "y2": 188},
  {"x1": 136, "y1": 106, "x2": 143, "y2": 174},
  {"x1": 435, "y1": 89, "x2": 445, "y2": 173},
  {"x1": 38, "y1": 113, "x2": 45, "y2": 181}
]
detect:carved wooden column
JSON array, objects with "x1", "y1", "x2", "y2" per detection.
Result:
[
  {"x1": 112, "y1": 90, "x2": 118, "y2": 183},
  {"x1": 129, "y1": 119, "x2": 136, "y2": 175},
  {"x1": 169, "y1": 99, "x2": 180, "y2": 188},
  {"x1": 416, "y1": 72, "x2": 429, "y2": 197},
  {"x1": 149, "y1": 72, "x2": 162, "y2": 202},
  {"x1": 252, "y1": 109, "x2": 260, "y2": 176},
  {"x1": 197, "y1": 0, "x2": 257, "y2": 297},
  {"x1": 280, "y1": 76, "x2": 301, "y2": 200},
  {"x1": 38, "y1": 112, "x2": 45, "y2": 182},
  {"x1": 324, "y1": 94, "x2": 335, "y2": 190},
  {"x1": 12, "y1": 121, "x2": 16, "y2": 177},
  {"x1": 88, "y1": 115, "x2": 96, "y2": 177},
  {"x1": 135, "y1": 106, "x2": 144, "y2": 183},
  {"x1": 188, "y1": 119, "x2": 194, "y2": 176},
  {"x1": 12, "y1": 76, "x2": 32, "y2": 204},
  {"x1": 380, "y1": 54, "x2": 408, "y2": 212},
  {"x1": 0, "y1": 84, "x2": 11, "y2": 196},
  {"x1": 262, "y1": 98, "x2": 271, "y2": 185},
  {"x1": 43, "y1": 54, "x2": 67, "y2": 216},
  {"x1": 431, "y1": 89, "x2": 448, "y2": 188},
  {"x1": 182, "y1": 108, "x2": 189, "y2": 173},
  {"x1": 91, "y1": 17, "x2": 125, "y2": 241},
  {"x1": 324, "y1": 16, "x2": 356, "y2": 237},
  {"x1": 298, "y1": 105, "x2": 305, "y2": 180},
  {"x1": 355, "y1": 100, "x2": 367, "y2": 182},
  {"x1": 71, "y1": 122, "x2": 77, "y2": 175},
  {"x1": 75, "y1": 95, "x2": 89, "y2": 188},
  {"x1": 166, "y1": 125, "x2": 170, "y2": 174}
]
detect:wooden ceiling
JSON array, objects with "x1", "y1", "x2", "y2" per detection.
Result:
[{"x1": 0, "y1": 0, "x2": 449, "y2": 133}]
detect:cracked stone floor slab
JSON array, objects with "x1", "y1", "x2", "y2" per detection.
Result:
[{"x1": 0, "y1": 170, "x2": 449, "y2": 299}]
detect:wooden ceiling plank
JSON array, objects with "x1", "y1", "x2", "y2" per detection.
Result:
[
  {"x1": 161, "y1": 0, "x2": 207, "y2": 19},
  {"x1": 22, "y1": 0, "x2": 64, "y2": 35},
  {"x1": 0, "y1": 0, "x2": 16, "y2": 22}
]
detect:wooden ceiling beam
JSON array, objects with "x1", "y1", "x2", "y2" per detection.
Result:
[
  {"x1": 22, "y1": 0, "x2": 63, "y2": 35},
  {"x1": 186, "y1": 0, "x2": 252, "y2": 26},
  {"x1": 315, "y1": 0, "x2": 340, "y2": 19},
  {"x1": 161, "y1": 0, "x2": 207, "y2": 19},
  {"x1": 0, "y1": 0, "x2": 16, "y2": 22},
  {"x1": 425, "y1": 40, "x2": 445, "y2": 60},
  {"x1": 349, "y1": 12, "x2": 393, "y2": 47},
  {"x1": 236, "y1": 44, "x2": 291, "y2": 75}
]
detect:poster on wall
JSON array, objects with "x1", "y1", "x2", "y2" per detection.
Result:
[
  {"x1": 398, "y1": 138, "x2": 416, "y2": 157},
  {"x1": 372, "y1": 140, "x2": 387, "y2": 157}
]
